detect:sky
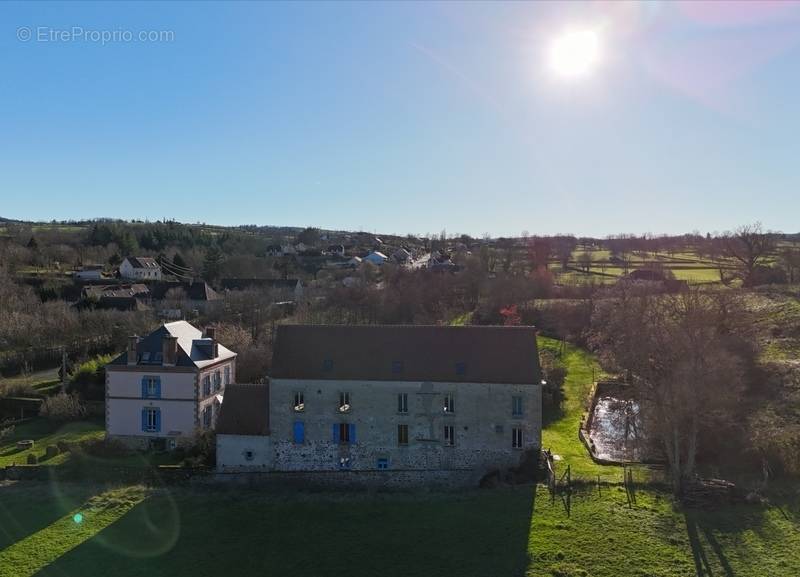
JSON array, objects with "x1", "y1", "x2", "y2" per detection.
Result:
[{"x1": 1, "y1": 1, "x2": 799, "y2": 238}]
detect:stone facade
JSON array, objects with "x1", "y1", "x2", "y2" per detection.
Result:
[{"x1": 267, "y1": 378, "x2": 540, "y2": 474}]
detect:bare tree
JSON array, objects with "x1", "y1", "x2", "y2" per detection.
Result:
[
  {"x1": 722, "y1": 223, "x2": 776, "y2": 286},
  {"x1": 592, "y1": 286, "x2": 746, "y2": 495}
]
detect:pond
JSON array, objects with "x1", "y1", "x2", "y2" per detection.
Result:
[{"x1": 588, "y1": 396, "x2": 646, "y2": 462}]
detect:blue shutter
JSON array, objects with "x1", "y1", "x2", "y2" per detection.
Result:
[
  {"x1": 154, "y1": 409, "x2": 161, "y2": 433},
  {"x1": 155, "y1": 377, "x2": 161, "y2": 399},
  {"x1": 293, "y1": 422, "x2": 304, "y2": 444},
  {"x1": 332, "y1": 424, "x2": 340, "y2": 444},
  {"x1": 349, "y1": 424, "x2": 356, "y2": 444},
  {"x1": 141, "y1": 408, "x2": 147, "y2": 432},
  {"x1": 141, "y1": 377, "x2": 148, "y2": 399}
]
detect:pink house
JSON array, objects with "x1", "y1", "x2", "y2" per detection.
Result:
[{"x1": 105, "y1": 321, "x2": 236, "y2": 449}]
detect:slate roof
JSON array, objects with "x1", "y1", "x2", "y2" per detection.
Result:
[
  {"x1": 215, "y1": 383, "x2": 270, "y2": 436},
  {"x1": 125, "y1": 256, "x2": 160, "y2": 269},
  {"x1": 83, "y1": 284, "x2": 150, "y2": 299},
  {"x1": 220, "y1": 278, "x2": 300, "y2": 291},
  {"x1": 271, "y1": 325, "x2": 540, "y2": 385},
  {"x1": 149, "y1": 281, "x2": 221, "y2": 301},
  {"x1": 108, "y1": 321, "x2": 236, "y2": 369}
]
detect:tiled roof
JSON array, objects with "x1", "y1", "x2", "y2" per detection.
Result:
[
  {"x1": 216, "y1": 383, "x2": 270, "y2": 436},
  {"x1": 271, "y1": 325, "x2": 540, "y2": 385}
]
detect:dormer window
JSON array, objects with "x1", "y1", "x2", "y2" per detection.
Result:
[
  {"x1": 339, "y1": 391, "x2": 351, "y2": 413},
  {"x1": 293, "y1": 392, "x2": 305, "y2": 412}
]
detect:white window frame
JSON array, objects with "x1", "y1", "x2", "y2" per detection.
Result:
[
  {"x1": 443, "y1": 424, "x2": 455, "y2": 447},
  {"x1": 339, "y1": 391, "x2": 351, "y2": 413},
  {"x1": 512, "y1": 395, "x2": 523, "y2": 417},
  {"x1": 443, "y1": 393, "x2": 455, "y2": 414},
  {"x1": 512, "y1": 427, "x2": 524, "y2": 449},
  {"x1": 203, "y1": 405, "x2": 212, "y2": 429},
  {"x1": 144, "y1": 376, "x2": 159, "y2": 398},
  {"x1": 144, "y1": 407, "x2": 159, "y2": 432},
  {"x1": 397, "y1": 393, "x2": 408, "y2": 414}
]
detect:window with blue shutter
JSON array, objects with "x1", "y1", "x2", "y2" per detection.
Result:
[
  {"x1": 349, "y1": 424, "x2": 356, "y2": 444},
  {"x1": 142, "y1": 407, "x2": 161, "y2": 433},
  {"x1": 293, "y1": 421, "x2": 305, "y2": 444},
  {"x1": 141, "y1": 376, "x2": 161, "y2": 399},
  {"x1": 332, "y1": 424, "x2": 340, "y2": 444}
]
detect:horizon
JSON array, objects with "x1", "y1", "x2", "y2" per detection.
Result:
[
  {"x1": 2, "y1": 2, "x2": 800, "y2": 236},
  {"x1": 4, "y1": 214, "x2": 798, "y2": 240}
]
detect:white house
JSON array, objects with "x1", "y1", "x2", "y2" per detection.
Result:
[
  {"x1": 105, "y1": 321, "x2": 236, "y2": 449},
  {"x1": 364, "y1": 251, "x2": 388, "y2": 266},
  {"x1": 120, "y1": 257, "x2": 162, "y2": 281}
]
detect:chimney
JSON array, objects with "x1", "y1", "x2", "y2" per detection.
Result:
[
  {"x1": 127, "y1": 336, "x2": 139, "y2": 365},
  {"x1": 206, "y1": 326, "x2": 219, "y2": 358},
  {"x1": 162, "y1": 335, "x2": 178, "y2": 366}
]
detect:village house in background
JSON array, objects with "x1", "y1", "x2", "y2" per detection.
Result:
[
  {"x1": 73, "y1": 264, "x2": 105, "y2": 280},
  {"x1": 105, "y1": 321, "x2": 236, "y2": 449},
  {"x1": 119, "y1": 256, "x2": 163, "y2": 281},
  {"x1": 216, "y1": 325, "x2": 542, "y2": 477}
]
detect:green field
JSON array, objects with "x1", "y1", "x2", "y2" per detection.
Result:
[{"x1": 1, "y1": 339, "x2": 798, "y2": 576}]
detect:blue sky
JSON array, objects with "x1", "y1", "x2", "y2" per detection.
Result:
[{"x1": 1, "y1": 1, "x2": 799, "y2": 237}]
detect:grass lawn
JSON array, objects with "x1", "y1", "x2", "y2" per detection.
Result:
[
  {"x1": 0, "y1": 482, "x2": 798, "y2": 577},
  {"x1": 537, "y1": 337, "x2": 630, "y2": 482},
  {"x1": 0, "y1": 419, "x2": 105, "y2": 467}
]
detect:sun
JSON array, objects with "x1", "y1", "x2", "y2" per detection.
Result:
[{"x1": 548, "y1": 29, "x2": 601, "y2": 78}]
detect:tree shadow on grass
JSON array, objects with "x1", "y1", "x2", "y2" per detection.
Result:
[
  {"x1": 685, "y1": 511, "x2": 736, "y2": 577},
  {"x1": 0, "y1": 482, "x2": 98, "y2": 551},
  {"x1": 41, "y1": 486, "x2": 538, "y2": 577}
]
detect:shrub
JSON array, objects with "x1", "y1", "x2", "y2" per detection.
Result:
[
  {"x1": 0, "y1": 423, "x2": 15, "y2": 441},
  {"x1": 68, "y1": 354, "x2": 113, "y2": 400},
  {"x1": 78, "y1": 438, "x2": 131, "y2": 459},
  {"x1": 39, "y1": 392, "x2": 87, "y2": 421},
  {"x1": 182, "y1": 429, "x2": 216, "y2": 467},
  {"x1": 26, "y1": 453, "x2": 38, "y2": 465}
]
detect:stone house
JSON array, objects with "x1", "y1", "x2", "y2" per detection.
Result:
[
  {"x1": 216, "y1": 325, "x2": 541, "y2": 475},
  {"x1": 105, "y1": 321, "x2": 236, "y2": 449}
]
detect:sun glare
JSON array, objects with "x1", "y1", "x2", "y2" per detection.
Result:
[{"x1": 548, "y1": 29, "x2": 600, "y2": 78}]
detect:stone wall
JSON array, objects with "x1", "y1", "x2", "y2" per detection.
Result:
[
  {"x1": 268, "y1": 378, "x2": 542, "y2": 475},
  {"x1": 213, "y1": 468, "x2": 481, "y2": 490}
]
